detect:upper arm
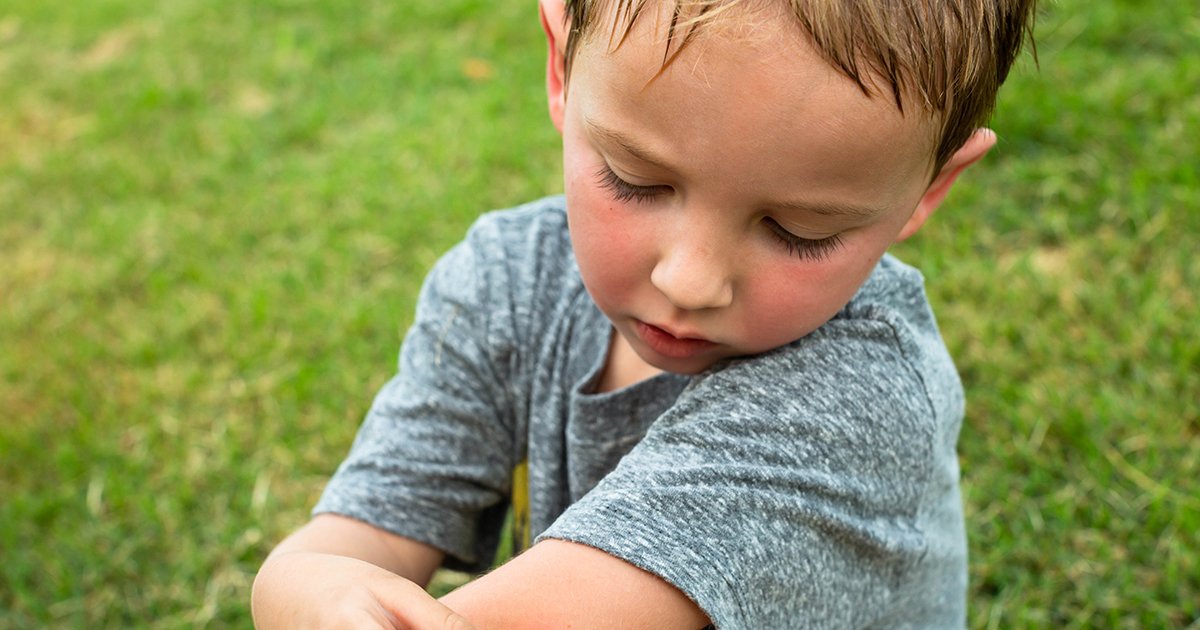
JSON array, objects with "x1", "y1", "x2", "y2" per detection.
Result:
[
  {"x1": 439, "y1": 539, "x2": 711, "y2": 630},
  {"x1": 312, "y1": 227, "x2": 519, "y2": 573},
  {"x1": 490, "y1": 332, "x2": 947, "y2": 628}
]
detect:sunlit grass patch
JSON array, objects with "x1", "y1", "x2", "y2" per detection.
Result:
[{"x1": 1, "y1": 0, "x2": 1196, "y2": 627}]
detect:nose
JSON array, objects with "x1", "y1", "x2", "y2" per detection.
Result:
[{"x1": 650, "y1": 239, "x2": 734, "y2": 311}]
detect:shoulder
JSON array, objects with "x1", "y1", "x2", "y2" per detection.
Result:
[
  {"x1": 426, "y1": 194, "x2": 581, "y2": 341},
  {"x1": 405, "y1": 195, "x2": 578, "y2": 381},
  {"x1": 694, "y1": 252, "x2": 961, "y2": 432},
  {"x1": 457, "y1": 195, "x2": 579, "y2": 307},
  {"x1": 835, "y1": 253, "x2": 954, "y2": 375},
  {"x1": 463, "y1": 194, "x2": 572, "y2": 269},
  {"x1": 643, "y1": 253, "x2": 964, "y2": 555},
  {"x1": 654, "y1": 316, "x2": 946, "y2": 517},
  {"x1": 463, "y1": 194, "x2": 590, "y2": 351},
  {"x1": 825, "y1": 252, "x2": 963, "y2": 427}
]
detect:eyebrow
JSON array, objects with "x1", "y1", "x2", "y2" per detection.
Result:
[
  {"x1": 585, "y1": 118, "x2": 885, "y2": 220},
  {"x1": 770, "y1": 199, "x2": 886, "y2": 220},
  {"x1": 585, "y1": 118, "x2": 676, "y2": 171}
]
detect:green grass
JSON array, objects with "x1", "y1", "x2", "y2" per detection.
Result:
[{"x1": 0, "y1": 0, "x2": 1196, "y2": 627}]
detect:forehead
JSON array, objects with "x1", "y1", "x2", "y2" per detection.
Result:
[{"x1": 571, "y1": 1, "x2": 939, "y2": 194}]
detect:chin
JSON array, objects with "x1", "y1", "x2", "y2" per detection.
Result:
[{"x1": 639, "y1": 351, "x2": 723, "y2": 376}]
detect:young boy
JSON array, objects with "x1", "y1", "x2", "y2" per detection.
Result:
[{"x1": 252, "y1": 0, "x2": 1036, "y2": 627}]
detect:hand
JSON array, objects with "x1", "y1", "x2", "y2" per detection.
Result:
[{"x1": 252, "y1": 551, "x2": 477, "y2": 629}]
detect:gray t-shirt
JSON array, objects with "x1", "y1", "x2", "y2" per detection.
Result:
[{"x1": 314, "y1": 196, "x2": 967, "y2": 629}]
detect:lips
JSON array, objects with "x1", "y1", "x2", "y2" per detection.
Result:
[{"x1": 634, "y1": 320, "x2": 717, "y2": 360}]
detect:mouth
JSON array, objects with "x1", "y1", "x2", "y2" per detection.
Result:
[{"x1": 634, "y1": 320, "x2": 717, "y2": 360}]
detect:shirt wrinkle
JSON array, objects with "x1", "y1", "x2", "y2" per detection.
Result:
[{"x1": 314, "y1": 196, "x2": 968, "y2": 629}]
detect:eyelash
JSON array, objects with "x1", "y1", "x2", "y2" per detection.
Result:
[
  {"x1": 594, "y1": 164, "x2": 843, "y2": 262},
  {"x1": 595, "y1": 164, "x2": 665, "y2": 203},
  {"x1": 764, "y1": 219, "x2": 844, "y2": 262}
]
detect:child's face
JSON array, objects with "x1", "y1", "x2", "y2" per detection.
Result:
[{"x1": 544, "y1": 2, "x2": 990, "y2": 375}]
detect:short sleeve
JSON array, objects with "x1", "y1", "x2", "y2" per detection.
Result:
[
  {"x1": 314, "y1": 221, "x2": 517, "y2": 573},
  {"x1": 537, "y1": 321, "x2": 946, "y2": 628}
]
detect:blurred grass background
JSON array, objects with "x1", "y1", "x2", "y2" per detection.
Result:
[{"x1": 0, "y1": 0, "x2": 1196, "y2": 627}]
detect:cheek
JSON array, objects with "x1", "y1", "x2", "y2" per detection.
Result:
[
  {"x1": 740, "y1": 251, "x2": 878, "y2": 348},
  {"x1": 738, "y1": 280, "x2": 829, "y2": 348},
  {"x1": 565, "y1": 179, "x2": 650, "y2": 310}
]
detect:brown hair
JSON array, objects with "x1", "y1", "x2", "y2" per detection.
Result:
[{"x1": 562, "y1": 0, "x2": 1037, "y2": 170}]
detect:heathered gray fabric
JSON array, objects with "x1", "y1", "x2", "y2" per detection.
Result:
[{"x1": 314, "y1": 195, "x2": 967, "y2": 629}]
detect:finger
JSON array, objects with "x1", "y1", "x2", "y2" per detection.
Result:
[{"x1": 371, "y1": 577, "x2": 478, "y2": 630}]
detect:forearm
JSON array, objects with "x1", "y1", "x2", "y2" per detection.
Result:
[
  {"x1": 264, "y1": 513, "x2": 445, "y2": 585},
  {"x1": 252, "y1": 550, "x2": 387, "y2": 626},
  {"x1": 253, "y1": 549, "x2": 472, "y2": 629},
  {"x1": 252, "y1": 514, "x2": 451, "y2": 628}
]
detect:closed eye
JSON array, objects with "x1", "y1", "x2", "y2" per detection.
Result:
[
  {"x1": 595, "y1": 164, "x2": 670, "y2": 204},
  {"x1": 763, "y1": 218, "x2": 843, "y2": 262}
]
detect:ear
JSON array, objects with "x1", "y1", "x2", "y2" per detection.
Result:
[
  {"x1": 895, "y1": 128, "x2": 996, "y2": 242},
  {"x1": 539, "y1": 0, "x2": 568, "y2": 133}
]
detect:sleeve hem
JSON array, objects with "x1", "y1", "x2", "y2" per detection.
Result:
[
  {"x1": 536, "y1": 501, "x2": 745, "y2": 629},
  {"x1": 312, "y1": 494, "x2": 489, "y2": 574}
]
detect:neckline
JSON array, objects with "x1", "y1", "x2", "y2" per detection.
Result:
[{"x1": 573, "y1": 299, "x2": 686, "y2": 399}]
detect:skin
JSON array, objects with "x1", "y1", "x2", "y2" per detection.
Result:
[
  {"x1": 252, "y1": 1, "x2": 995, "y2": 628},
  {"x1": 553, "y1": 1, "x2": 995, "y2": 390}
]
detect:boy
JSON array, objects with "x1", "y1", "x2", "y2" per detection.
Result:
[{"x1": 252, "y1": 0, "x2": 1036, "y2": 627}]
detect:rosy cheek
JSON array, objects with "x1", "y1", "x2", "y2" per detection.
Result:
[
  {"x1": 586, "y1": 209, "x2": 642, "y2": 274},
  {"x1": 568, "y1": 192, "x2": 648, "y2": 306},
  {"x1": 562, "y1": 139, "x2": 656, "y2": 312},
  {"x1": 741, "y1": 284, "x2": 818, "y2": 347},
  {"x1": 740, "y1": 259, "x2": 862, "y2": 349}
]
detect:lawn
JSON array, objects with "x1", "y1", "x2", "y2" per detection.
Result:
[{"x1": 1, "y1": 0, "x2": 1196, "y2": 627}]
